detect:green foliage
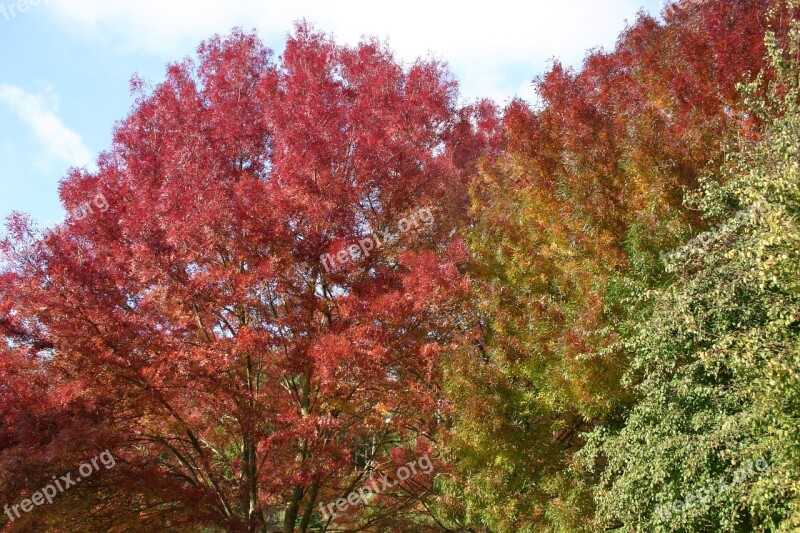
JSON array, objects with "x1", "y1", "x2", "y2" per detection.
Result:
[{"x1": 581, "y1": 21, "x2": 800, "y2": 531}]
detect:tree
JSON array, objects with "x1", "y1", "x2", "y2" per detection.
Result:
[
  {"x1": 439, "y1": 1, "x2": 800, "y2": 530},
  {"x1": 581, "y1": 17, "x2": 800, "y2": 530},
  {"x1": 0, "y1": 24, "x2": 479, "y2": 532}
]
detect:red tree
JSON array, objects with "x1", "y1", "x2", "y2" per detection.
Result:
[{"x1": 0, "y1": 25, "x2": 478, "y2": 532}]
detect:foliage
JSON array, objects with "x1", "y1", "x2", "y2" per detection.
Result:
[
  {"x1": 3, "y1": 2, "x2": 800, "y2": 532},
  {"x1": 581, "y1": 16, "x2": 800, "y2": 531},
  {"x1": 439, "y1": 1, "x2": 800, "y2": 531},
  {"x1": 0, "y1": 24, "x2": 482, "y2": 532}
]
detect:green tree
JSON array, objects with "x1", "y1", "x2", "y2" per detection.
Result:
[{"x1": 581, "y1": 17, "x2": 800, "y2": 531}]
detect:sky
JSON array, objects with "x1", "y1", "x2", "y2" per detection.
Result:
[{"x1": 0, "y1": 0, "x2": 665, "y2": 229}]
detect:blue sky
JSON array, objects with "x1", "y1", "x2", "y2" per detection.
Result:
[{"x1": 0, "y1": 0, "x2": 664, "y2": 229}]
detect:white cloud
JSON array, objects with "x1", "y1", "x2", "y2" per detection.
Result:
[
  {"x1": 0, "y1": 83, "x2": 93, "y2": 169},
  {"x1": 48, "y1": 0, "x2": 659, "y2": 102}
]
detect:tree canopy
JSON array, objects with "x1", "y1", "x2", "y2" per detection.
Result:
[{"x1": 2, "y1": 1, "x2": 800, "y2": 532}]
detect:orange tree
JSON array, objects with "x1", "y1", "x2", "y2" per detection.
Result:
[{"x1": 438, "y1": 1, "x2": 800, "y2": 531}]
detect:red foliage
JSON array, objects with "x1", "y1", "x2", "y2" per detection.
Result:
[
  {"x1": 505, "y1": 0, "x2": 798, "y2": 237},
  {"x1": 0, "y1": 24, "x2": 481, "y2": 532}
]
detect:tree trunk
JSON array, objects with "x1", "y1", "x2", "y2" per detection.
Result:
[
  {"x1": 298, "y1": 480, "x2": 320, "y2": 533},
  {"x1": 283, "y1": 485, "x2": 303, "y2": 533}
]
